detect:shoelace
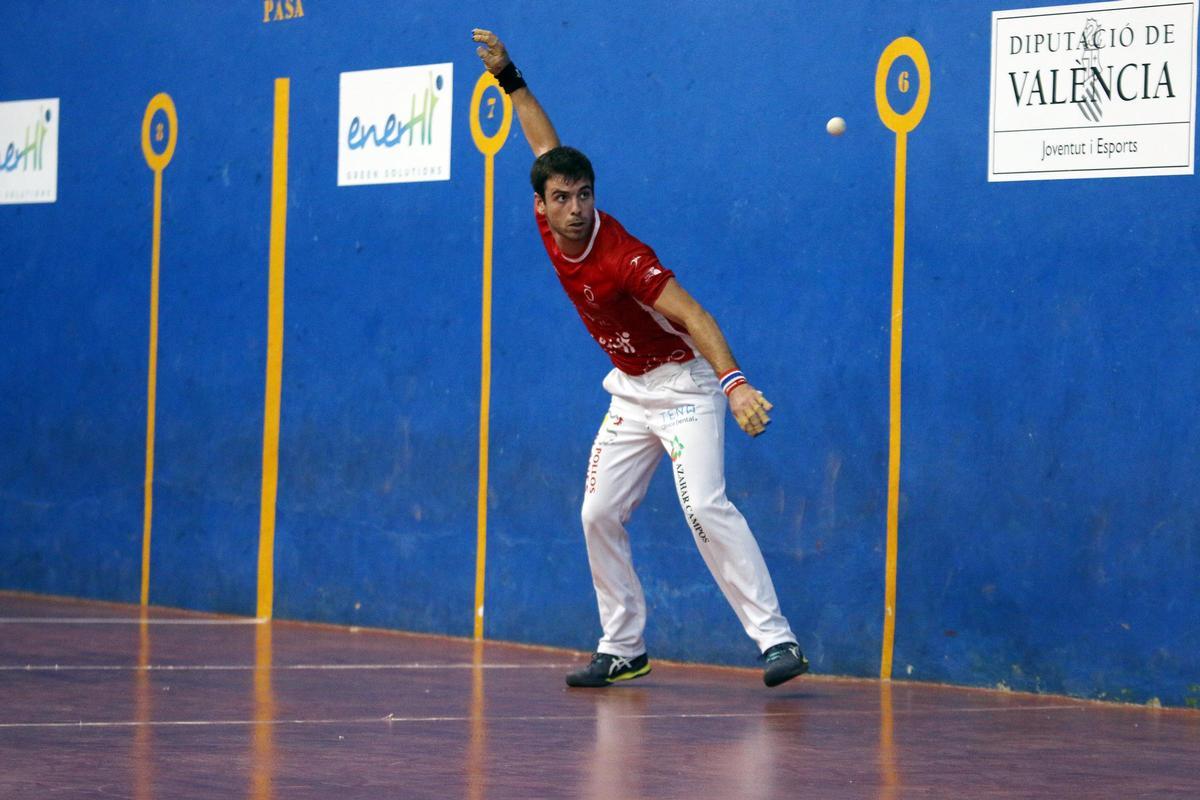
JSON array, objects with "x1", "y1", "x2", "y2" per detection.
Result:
[{"x1": 766, "y1": 645, "x2": 799, "y2": 663}]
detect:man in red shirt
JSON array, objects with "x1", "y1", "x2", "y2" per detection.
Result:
[{"x1": 474, "y1": 29, "x2": 808, "y2": 688}]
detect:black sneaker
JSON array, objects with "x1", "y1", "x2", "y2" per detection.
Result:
[
  {"x1": 565, "y1": 652, "x2": 651, "y2": 688},
  {"x1": 762, "y1": 642, "x2": 809, "y2": 687}
]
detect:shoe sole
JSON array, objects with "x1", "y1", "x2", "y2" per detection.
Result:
[
  {"x1": 607, "y1": 663, "x2": 652, "y2": 684},
  {"x1": 764, "y1": 660, "x2": 809, "y2": 688},
  {"x1": 565, "y1": 663, "x2": 652, "y2": 688}
]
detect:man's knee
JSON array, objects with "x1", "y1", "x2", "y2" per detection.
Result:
[{"x1": 581, "y1": 496, "x2": 619, "y2": 532}]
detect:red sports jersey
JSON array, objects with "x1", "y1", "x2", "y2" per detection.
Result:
[{"x1": 536, "y1": 207, "x2": 696, "y2": 375}]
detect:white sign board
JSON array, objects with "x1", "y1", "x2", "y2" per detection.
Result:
[
  {"x1": 338, "y1": 63, "x2": 453, "y2": 186},
  {"x1": 990, "y1": 1, "x2": 1197, "y2": 181},
  {"x1": 0, "y1": 98, "x2": 59, "y2": 204}
]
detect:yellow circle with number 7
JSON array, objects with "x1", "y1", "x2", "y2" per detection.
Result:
[{"x1": 470, "y1": 72, "x2": 513, "y2": 156}]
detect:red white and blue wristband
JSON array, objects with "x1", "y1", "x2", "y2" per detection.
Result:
[{"x1": 719, "y1": 368, "x2": 748, "y2": 396}]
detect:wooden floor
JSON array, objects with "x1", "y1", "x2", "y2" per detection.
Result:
[{"x1": 1, "y1": 593, "x2": 1197, "y2": 799}]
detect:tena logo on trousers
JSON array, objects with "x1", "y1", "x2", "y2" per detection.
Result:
[
  {"x1": 989, "y1": 0, "x2": 1198, "y2": 181},
  {"x1": 338, "y1": 63, "x2": 453, "y2": 186},
  {"x1": 0, "y1": 98, "x2": 59, "y2": 204}
]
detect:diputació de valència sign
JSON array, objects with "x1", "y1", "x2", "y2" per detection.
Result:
[
  {"x1": 0, "y1": 98, "x2": 59, "y2": 204},
  {"x1": 989, "y1": 0, "x2": 1197, "y2": 181}
]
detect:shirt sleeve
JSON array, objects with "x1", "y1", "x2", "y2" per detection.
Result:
[{"x1": 617, "y1": 244, "x2": 675, "y2": 306}]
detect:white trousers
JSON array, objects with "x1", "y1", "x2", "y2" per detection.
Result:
[{"x1": 580, "y1": 359, "x2": 796, "y2": 658}]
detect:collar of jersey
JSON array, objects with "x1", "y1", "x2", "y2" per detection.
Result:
[{"x1": 559, "y1": 209, "x2": 601, "y2": 264}]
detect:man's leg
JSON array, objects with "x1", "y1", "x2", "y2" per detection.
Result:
[
  {"x1": 654, "y1": 373, "x2": 798, "y2": 654},
  {"x1": 579, "y1": 404, "x2": 662, "y2": 660}
]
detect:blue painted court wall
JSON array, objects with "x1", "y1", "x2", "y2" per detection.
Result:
[{"x1": 2, "y1": 2, "x2": 1197, "y2": 707}]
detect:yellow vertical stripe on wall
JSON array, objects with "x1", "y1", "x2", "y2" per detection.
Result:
[
  {"x1": 874, "y1": 37, "x2": 930, "y2": 681},
  {"x1": 474, "y1": 152, "x2": 494, "y2": 641},
  {"x1": 469, "y1": 72, "x2": 512, "y2": 640},
  {"x1": 881, "y1": 131, "x2": 907, "y2": 681},
  {"x1": 141, "y1": 169, "x2": 162, "y2": 607},
  {"x1": 257, "y1": 78, "x2": 290, "y2": 620},
  {"x1": 139, "y1": 92, "x2": 176, "y2": 607}
]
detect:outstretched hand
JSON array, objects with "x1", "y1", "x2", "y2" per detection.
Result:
[
  {"x1": 729, "y1": 384, "x2": 773, "y2": 437},
  {"x1": 472, "y1": 29, "x2": 511, "y2": 74}
]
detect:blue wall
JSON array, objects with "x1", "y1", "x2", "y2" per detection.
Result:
[{"x1": 2, "y1": 1, "x2": 1197, "y2": 707}]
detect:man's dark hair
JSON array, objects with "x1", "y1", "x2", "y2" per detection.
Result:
[{"x1": 531, "y1": 146, "x2": 595, "y2": 198}]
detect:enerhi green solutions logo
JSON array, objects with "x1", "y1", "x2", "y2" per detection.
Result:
[
  {"x1": 338, "y1": 64, "x2": 453, "y2": 186},
  {"x1": 0, "y1": 98, "x2": 58, "y2": 204}
]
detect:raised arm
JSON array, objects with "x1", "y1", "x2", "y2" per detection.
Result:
[
  {"x1": 652, "y1": 279, "x2": 774, "y2": 438},
  {"x1": 472, "y1": 29, "x2": 560, "y2": 157}
]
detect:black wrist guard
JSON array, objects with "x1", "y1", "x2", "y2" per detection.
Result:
[{"x1": 496, "y1": 61, "x2": 527, "y2": 94}]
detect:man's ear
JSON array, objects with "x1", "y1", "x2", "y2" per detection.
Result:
[{"x1": 534, "y1": 192, "x2": 546, "y2": 216}]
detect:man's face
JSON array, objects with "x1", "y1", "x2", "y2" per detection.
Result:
[{"x1": 536, "y1": 174, "x2": 595, "y2": 247}]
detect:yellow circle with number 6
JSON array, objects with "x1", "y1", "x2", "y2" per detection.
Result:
[{"x1": 875, "y1": 38, "x2": 930, "y2": 134}]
